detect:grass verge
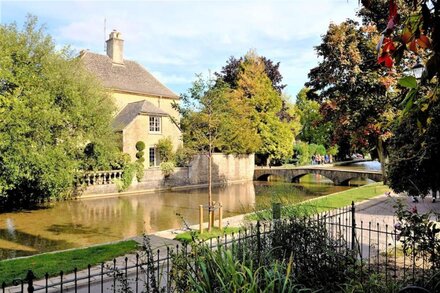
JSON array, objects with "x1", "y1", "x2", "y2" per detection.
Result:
[
  {"x1": 247, "y1": 182, "x2": 389, "y2": 221},
  {"x1": 0, "y1": 240, "x2": 138, "y2": 286},
  {"x1": 175, "y1": 227, "x2": 241, "y2": 244}
]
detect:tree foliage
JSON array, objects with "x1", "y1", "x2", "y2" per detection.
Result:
[
  {"x1": 295, "y1": 88, "x2": 332, "y2": 146},
  {"x1": 0, "y1": 17, "x2": 117, "y2": 208},
  {"x1": 360, "y1": 0, "x2": 440, "y2": 195},
  {"x1": 306, "y1": 20, "x2": 397, "y2": 160},
  {"x1": 230, "y1": 52, "x2": 297, "y2": 165},
  {"x1": 178, "y1": 75, "x2": 260, "y2": 156}
]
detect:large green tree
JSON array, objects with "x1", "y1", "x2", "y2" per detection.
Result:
[
  {"x1": 0, "y1": 17, "x2": 117, "y2": 209},
  {"x1": 306, "y1": 20, "x2": 397, "y2": 164},
  {"x1": 230, "y1": 52, "x2": 298, "y2": 165}
]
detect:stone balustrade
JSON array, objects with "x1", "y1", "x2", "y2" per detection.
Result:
[{"x1": 79, "y1": 170, "x2": 124, "y2": 186}]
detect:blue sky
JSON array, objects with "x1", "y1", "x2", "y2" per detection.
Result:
[{"x1": 0, "y1": 0, "x2": 359, "y2": 100}]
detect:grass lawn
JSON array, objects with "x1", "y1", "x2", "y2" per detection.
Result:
[
  {"x1": 247, "y1": 182, "x2": 389, "y2": 220},
  {"x1": 175, "y1": 227, "x2": 242, "y2": 244},
  {"x1": 0, "y1": 240, "x2": 138, "y2": 286}
]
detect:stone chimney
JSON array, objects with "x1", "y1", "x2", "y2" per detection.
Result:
[{"x1": 106, "y1": 30, "x2": 124, "y2": 64}]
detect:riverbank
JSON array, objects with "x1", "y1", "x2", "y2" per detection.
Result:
[
  {"x1": 0, "y1": 182, "x2": 384, "y2": 286},
  {"x1": 6, "y1": 182, "x2": 438, "y2": 291}
]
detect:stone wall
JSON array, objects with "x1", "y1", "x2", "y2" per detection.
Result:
[
  {"x1": 188, "y1": 153, "x2": 255, "y2": 185},
  {"x1": 81, "y1": 153, "x2": 255, "y2": 197}
]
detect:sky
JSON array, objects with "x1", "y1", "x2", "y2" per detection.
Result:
[{"x1": 0, "y1": 0, "x2": 360, "y2": 100}]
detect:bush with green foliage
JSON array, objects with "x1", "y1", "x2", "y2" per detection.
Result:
[
  {"x1": 135, "y1": 141, "x2": 146, "y2": 166},
  {"x1": 174, "y1": 146, "x2": 195, "y2": 167},
  {"x1": 327, "y1": 145, "x2": 339, "y2": 156},
  {"x1": 156, "y1": 137, "x2": 174, "y2": 162},
  {"x1": 115, "y1": 162, "x2": 144, "y2": 192},
  {"x1": 292, "y1": 142, "x2": 327, "y2": 166},
  {"x1": 160, "y1": 161, "x2": 175, "y2": 178}
]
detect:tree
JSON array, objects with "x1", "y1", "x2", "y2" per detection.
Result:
[
  {"x1": 360, "y1": 0, "x2": 440, "y2": 196},
  {"x1": 230, "y1": 51, "x2": 297, "y2": 165},
  {"x1": 306, "y1": 20, "x2": 397, "y2": 166},
  {"x1": 178, "y1": 74, "x2": 260, "y2": 230},
  {"x1": 295, "y1": 88, "x2": 332, "y2": 146},
  {"x1": 0, "y1": 17, "x2": 117, "y2": 209}
]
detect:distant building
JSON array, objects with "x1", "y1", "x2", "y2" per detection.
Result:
[{"x1": 81, "y1": 30, "x2": 181, "y2": 167}]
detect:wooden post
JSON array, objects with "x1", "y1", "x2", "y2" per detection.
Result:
[
  {"x1": 218, "y1": 202, "x2": 223, "y2": 230},
  {"x1": 211, "y1": 201, "x2": 216, "y2": 228},
  {"x1": 199, "y1": 205, "x2": 203, "y2": 234}
]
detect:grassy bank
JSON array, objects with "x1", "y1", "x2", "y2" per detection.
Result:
[
  {"x1": 175, "y1": 227, "x2": 241, "y2": 243},
  {"x1": 0, "y1": 240, "x2": 138, "y2": 286},
  {"x1": 247, "y1": 182, "x2": 389, "y2": 220}
]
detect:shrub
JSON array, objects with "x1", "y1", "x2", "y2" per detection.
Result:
[
  {"x1": 327, "y1": 145, "x2": 339, "y2": 156},
  {"x1": 115, "y1": 163, "x2": 137, "y2": 192},
  {"x1": 160, "y1": 161, "x2": 175, "y2": 178},
  {"x1": 135, "y1": 141, "x2": 146, "y2": 151},
  {"x1": 134, "y1": 162, "x2": 144, "y2": 182},
  {"x1": 174, "y1": 146, "x2": 194, "y2": 167},
  {"x1": 135, "y1": 151, "x2": 144, "y2": 159},
  {"x1": 110, "y1": 153, "x2": 131, "y2": 170},
  {"x1": 156, "y1": 137, "x2": 174, "y2": 162}
]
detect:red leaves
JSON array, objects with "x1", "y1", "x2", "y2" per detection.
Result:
[
  {"x1": 378, "y1": 54, "x2": 394, "y2": 68},
  {"x1": 409, "y1": 39, "x2": 418, "y2": 53},
  {"x1": 417, "y1": 35, "x2": 431, "y2": 48},
  {"x1": 378, "y1": 38, "x2": 396, "y2": 68},
  {"x1": 382, "y1": 38, "x2": 396, "y2": 52}
]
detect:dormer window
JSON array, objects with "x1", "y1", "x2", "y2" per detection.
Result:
[{"x1": 149, "y1": 116, "x2": 161, "y2": 133}]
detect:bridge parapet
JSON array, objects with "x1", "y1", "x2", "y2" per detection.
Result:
[{"x1": 254, "y1": 167, "x2": 382, "y2": 186}]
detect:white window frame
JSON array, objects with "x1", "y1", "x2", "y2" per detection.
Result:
[{"x1": 149, "y1": 116, "x2": 161, "y2": 133}]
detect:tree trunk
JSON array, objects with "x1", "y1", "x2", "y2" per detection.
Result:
[
  {"x1": 208, "y1": 150, "x2": 212, "y2": 232},
  {"x1": 377, "y1": 138, "x2": 388, "y2": 185}
]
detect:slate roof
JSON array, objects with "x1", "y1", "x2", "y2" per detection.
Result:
[
  {"x1": 112, "y1": 100, "x2": 169, "y2": 131},
  {"x1": 81, "y1": 51, "x2": 178, "y2": 99}
]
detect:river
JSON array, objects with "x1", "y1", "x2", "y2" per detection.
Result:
[{"x1": 0, "y1": 161, "x2": 380, "y2": 260}]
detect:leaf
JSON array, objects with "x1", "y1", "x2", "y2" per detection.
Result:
[
  {"x1": 383, "y1": 40, "x2": 396, "y2": 52},
  {"x1": 421, "y1": 103, "x2": 429, "y2": 112},
  {"x1": 378, "y1": 54, "x2": 394, "y2": 68},
  {"x1": 398, "y1": 76, "x2": 418, "y2": 89},
  {"x1": 401, "y1": 28, "x2": 412, "y2": 44},
  {"x1": 417, "y1": 35, "x2": 431, "y2": 49},
  {"x1": 409, "y1": 40, "x2": 417, "y2": 53}
]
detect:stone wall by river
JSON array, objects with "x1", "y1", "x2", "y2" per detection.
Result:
[{"x1": 82, "y1": 153, "x2": 255, "y2": 196}]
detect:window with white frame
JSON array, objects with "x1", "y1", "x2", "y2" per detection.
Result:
[{"x1": 149, "y1": 116, "x2": 161, "y2": 133}]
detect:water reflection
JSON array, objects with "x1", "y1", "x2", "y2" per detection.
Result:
[{"x1": 0, "y1": 174, "x2": 357, "y2": 259}]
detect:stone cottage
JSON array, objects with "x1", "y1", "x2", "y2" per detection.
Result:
[{"x1": 80, "y1": 30, "x2": 181, "y2": 167}]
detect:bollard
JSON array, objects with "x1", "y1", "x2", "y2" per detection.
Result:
[
  {"x1": 218, "y1": 202, "x2": 223, "y2": 230},
  {"x1": 199, "y1": 205, "x2": 203, "y2": 234},
  {"x1": 272, "y1": 203, "x2": 281, "y2": 220}
]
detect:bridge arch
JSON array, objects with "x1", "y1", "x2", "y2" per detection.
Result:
[
  {"x1": 255, "y1": 173, "x2": 286, "y2": 181},
  {"x1": 290, "y1": 172, "x2": 335, "y2": 184},
  {"x1": 339, "y1": 175, "x2": 379, "y2": 186}
]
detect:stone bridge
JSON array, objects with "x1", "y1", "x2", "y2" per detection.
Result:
[{"x1": 254, "y1": 167, "x2": 383, "y2": 186}]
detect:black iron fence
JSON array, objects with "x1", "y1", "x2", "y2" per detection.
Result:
[{"x1": 2, "y1": 203, "x2": 438, "y2": 292}]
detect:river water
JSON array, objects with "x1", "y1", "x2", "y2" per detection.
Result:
[{"x1": 0, "y1": 162, "x2": 380, "y2": 260}]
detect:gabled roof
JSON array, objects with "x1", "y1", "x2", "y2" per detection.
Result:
[
  {"x1": 112, "y1": 100, "x2": 169, "y2": 131},
  {"x1": 81, "y1": 51, "x2": 178, "y2": 99}
]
